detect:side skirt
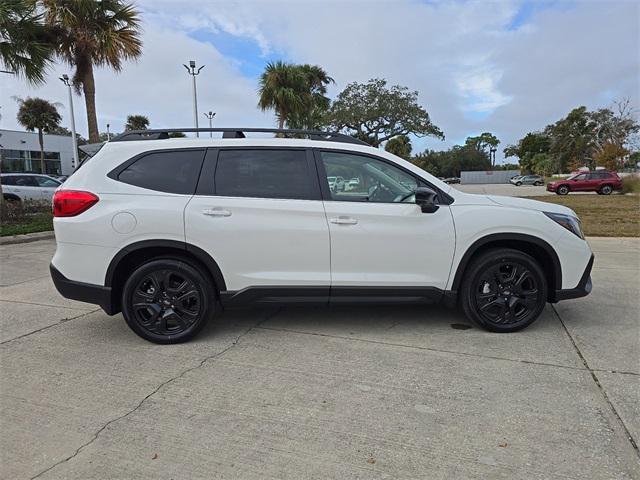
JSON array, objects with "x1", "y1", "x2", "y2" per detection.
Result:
[{"x1": 219, "y1": 286, "x2": 444, "y2": 308}]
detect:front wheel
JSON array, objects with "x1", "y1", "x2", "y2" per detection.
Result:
[
  {"x1": 515, "y1": 182, "x2": 522, "y2": 186},
  {"x1": 121, "y1": 258, "x2": 217, "y2": 343},
  {"x1": 557, "y1": 185, "x2": 569, "y2": 195},
  {"x1": 460, "y1": 249, "x2": 547, "y2": 332}
]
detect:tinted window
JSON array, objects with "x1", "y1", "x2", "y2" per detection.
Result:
[
  {"x1": 215, "y1": 149, "x2": 312, "y2": 199},
  {"x1": 15, "y1": 176, "x2": 39, "y2": 186},
  {"x1": 1, "y1": 176, "x2": 16, "y2": 185},
  {"x1": 117, "y1": 150, "x2": 205, "y2": 194},
  {"x1": 36, "y1": 176, "x2": 61, "y2": 187},
  {"x1": 321, "y1": 151, "x2": 418, "y2": 203}
]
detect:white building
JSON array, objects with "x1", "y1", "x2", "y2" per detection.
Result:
[{"x1": 0, "y1": 129, "x2": 76, "y2": 175}]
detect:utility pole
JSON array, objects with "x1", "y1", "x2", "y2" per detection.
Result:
[
  {"x1": 203, "y1": 111, "x2": 216, "y2": 137},
  {"x1": 59, "y1": 74, "x2": 79, "y2": 170},
  {"x1": 183, "y1": 60, "x2": 205, "y2": 137}
]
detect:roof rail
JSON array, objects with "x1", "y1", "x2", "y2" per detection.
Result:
[{"x1": 110, "y1": 128, "x2": 368, "y2": 146}]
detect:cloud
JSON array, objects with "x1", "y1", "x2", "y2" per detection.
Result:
[{"x1": 1, "y1": 0, "x2": 638, "y2": 162}]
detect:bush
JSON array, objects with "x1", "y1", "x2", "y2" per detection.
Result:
[
  {"x1": 621, "y1": 175, "x2": 640, "y2": 194},
  {"x1": 1, "y1": 199, "x2": 53, "y2": 236}
]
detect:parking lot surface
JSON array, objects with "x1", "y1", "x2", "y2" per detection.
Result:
[
  {"x1": 456, "y1": 183, "x2": 553, "y2": 196},
  {"x1": 1, "y1": 238, "x2": 638, "y2": 479}
]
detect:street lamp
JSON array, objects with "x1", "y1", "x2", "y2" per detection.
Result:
[
  {"x1": 59, "y1": 74, "x2": 79, "y2": 170},
  {"x1": 106, "y1": 123, "x2": 111, "y2": 141},
  {"x1": 183, "y1": 60, "x2": 205, "y2": 137},
  {"x1": 203, "y1": 111, "x2": 216, "y2": 137},
  {"x1": 489, "y1": 147, "x2": 497, "y2": 167}
]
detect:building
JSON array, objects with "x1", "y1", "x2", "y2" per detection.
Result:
[{"x1": 0, "y1": 129, "x2": 76, "y2": 175}]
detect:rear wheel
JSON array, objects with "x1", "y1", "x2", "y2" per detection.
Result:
[
  {"x1": 515, "y1": 181, "x2": 522, "y2": 186},
  {"x1": 534, "y1": 181, "x2": 543, "y2": 186},
  {"x1": 460, "y1": 249, "x2": 547, "y2": 332},
  {"x1": 121, "y1": 258, "x2": 217, "y2": 343},
  {"x1": 599, "y1": 184, "x2": 613, "y2": 195},
  {"x1": 557, "y1": 185, "x2": 569, "y2": 195}
]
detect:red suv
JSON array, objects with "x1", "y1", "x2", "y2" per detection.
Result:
[{"x1": 547, "y1": 171, "x2": 622, "y2": 195}]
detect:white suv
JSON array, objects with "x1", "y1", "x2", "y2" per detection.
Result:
[
  {"x1": 50, "y1": 128, "x2": 593, "y2": 343},
  {"x1": 1, "y1": 173, "x2": 63, "y2": 202}
]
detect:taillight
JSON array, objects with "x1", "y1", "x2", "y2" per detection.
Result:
[{"x1": 53, "y1": 190, "x2": 99, "y2": 217}]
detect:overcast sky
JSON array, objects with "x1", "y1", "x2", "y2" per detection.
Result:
[{"x1": 1, "y1": 0, "x2": 638, "y2": 161}]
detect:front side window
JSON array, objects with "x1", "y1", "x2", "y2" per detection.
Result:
[
  {"x1": 117, "y1": 149, "x2": 205, "y2": 194},
  {"x1": 214, "y1": 149, "x2": 312, "y2": 199},
  {"x1": 320, "y1": 151, "x2": 418, "y2": 203}
]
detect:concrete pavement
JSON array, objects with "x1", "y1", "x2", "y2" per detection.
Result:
[{"x1": 1, "y1": 238, "x2": 638, "y2": 479}]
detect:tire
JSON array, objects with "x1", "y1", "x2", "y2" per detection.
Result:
[
  {"x1": 121, "y1": 257, "x2": 217, "y2": 344},
  {"x1": 557, "y1": 185, "x2": 569, "y2": 195},
  {"x1": 534, "y1": 181, "x2": 543, "y2": 186},
  {"x1": 515, "y1": 182, "x2": 522, "y2": 186},
  {"x1": 599, "y1": 184, "x2": 613, "y2": 195},
  {"x1": 460, "y1": 248, "x2": 547, "y2": 333}
]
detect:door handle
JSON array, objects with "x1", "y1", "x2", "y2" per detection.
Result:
[
  {"x1": 329, "y1": 216, "x2": 358, "y2": 225},
  {"x1": 202, "y1": 208, "x2": 232, "y2": 217}
]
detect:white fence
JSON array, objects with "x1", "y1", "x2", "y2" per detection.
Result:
[{"x1": 460, "y1": 170, "x2": 520, "y2": 184}]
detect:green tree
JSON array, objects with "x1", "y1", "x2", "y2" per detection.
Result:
[
  {"x1": 413, "y1": 143, "x2": 490, "y2": 178},
  {"x1": 0, "y1": 0, "x2": 57, "y2": 85},
  {"x1": 594, "y1": 143, "x2": 629, "y2": 171},
  {"x1": 43, "y1": 0, "x2": 143, "y2": 143},
  {"x1": 15, "y1": 97, "x2": 62, "y2": 173},
  {"x1": 124, "y1": 114, "x2": 149, "y2": 131},
  {"x1": 385, "y1": 135, "x2": 412, "y2": 160},
  {"x1": 327, "y1": 78, "x2": 444, "y2": 147},
  {"x1": 286, "y1": 64, "x2": 333, "y2": 130},
  {"x1": 504, "y1": 131, "x2": 551, "y2": 174}
]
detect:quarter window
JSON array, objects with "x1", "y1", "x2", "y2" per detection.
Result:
[
  {"x1": 117, "y1": 150, "x2": 205, "y2": 194},
  {"x1": 320, "y1": 151, "x2": 419, "y2": 203},
  {"x1": 214, "y1": 149, "x2": 312, "y2": 199}
]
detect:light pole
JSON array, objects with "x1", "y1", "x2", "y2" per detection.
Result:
[
  {"x1": 59, "y1": 74, "x2": 79, "y2": 170},
  {"x1": 106, "y1": 123, "x2": 111, "y2": 141},
  {"x1": 183, "y1": 60, "x2": 205, "y2": 137},
  {"x1": 489, "y1": 147, "x2": 497, "y2": 167},
  {"x1": 203, "y1": 111, "x2": 216, "y2": 137}
]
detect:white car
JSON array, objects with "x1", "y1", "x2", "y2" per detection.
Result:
[
  {"x1": 50, "y1": 128, "x2": 594, "y2": 343},
  {"x1": 1, "y1": 173, "x2": 63, "y2": 202}
]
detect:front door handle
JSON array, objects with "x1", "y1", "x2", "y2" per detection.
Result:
[
  {"x1": 202, "y1": 208, "x2": 232, "y2": 217},
  {"x1": 329, "y1": 216, "x2": 358, "y2": 225}
]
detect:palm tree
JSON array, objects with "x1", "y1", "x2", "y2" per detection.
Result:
[
  {"x1": 287, "y1": 64, "x2": 333, "y2": 130},
  {"x1": 124, "y1": 114, "x2": 149, "y2": 131},
  {"x1": 258, "y1": 61, "x2": 308, "y2": 130},
  {"x1": 0, "y1": 0, "x2": 57, "y2": 85},
  {"x1": 15, "y1": 97, "x2": 62, "y2": 174},
  {"x1": 43, "y1": 0, "x2": 143, "y2": 143}
]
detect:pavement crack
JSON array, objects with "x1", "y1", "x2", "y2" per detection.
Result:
[
  {"x1": 29, "y1": 308, "x2": 281, "y2": 480},
  {"x1": 552, "y1": 304, "x2": 639, "y2": 458},
  {"x1": 0, "y1": 309, "x2": 100, "y2": 345}
]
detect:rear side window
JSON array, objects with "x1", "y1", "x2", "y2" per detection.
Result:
[
  {"x1": 215, "y1": 149, "x2": 312, "y2": 199},
  {"x1": 1, "y1": 176, "x2": 16, "y2": 185},
  {"x1": 116, "y1": 149, "x2": 205, "y2": 194}
]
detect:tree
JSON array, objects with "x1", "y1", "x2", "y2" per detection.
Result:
[
  {"x1": 43, "y1": 0, "x2": 143, "y2": 143},
  {"x1": 327, "y1": 78, "x2": 444, "y2": 147},
  {"x1": 124, "y1": 114, "x2": 149, "y2": 131},
  {"x1": 504, "y1": 132, "x2": 551, "y2": 174},
  {"x1": 0, "y1": 0, "x2": 57, "y2": 85},
  {"x1": 258, "y1": 61, "x2": 333, "y2": 130},
  {"x1": 385, "y1": 135, "x2": 412, "y2": 159},
  {"x1": 412, "y1": 142, "x2": 490, "y2": 178},
  {"x1": 49, "y1": 125, "x2": 87, "y2": 145},
  {"x1": 15, "y1": 97, "x2": 62, "y2": 173},
  {"x1": 594, "y1": 143, "x2": 629, "y2": 171}
]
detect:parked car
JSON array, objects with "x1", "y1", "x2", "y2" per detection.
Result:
[
  {"x1": 327, "y1": 176, "x2": 346, "y2": 192},
  {"x1": 547, "y1": 171, "x2": 622, "y2": 195},
  {"x1": 443, "y1": 177, "x2": 460, "y2": 184},
  {"x1": 511, "y1": 175, "x2": 544, "y2": 186},
  {"x1": 50, "y1": 127, "x2": 593, "y2": 344},
  {"x1": 1, "y1": 173, "x2": 62, "y2": 202}
]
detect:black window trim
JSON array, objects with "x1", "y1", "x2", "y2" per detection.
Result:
[
  {"x1": 313, "y1": 147, "x2": 454, "y2": 205},
  {"x1": 194, "y1": 146, "x2": 322, "y2": 201},
  {"x1": 107, "y1": 147, "x2": 207, "y2": 195}
]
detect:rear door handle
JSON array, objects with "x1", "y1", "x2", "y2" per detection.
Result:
[
  {"x1": 202, "y1": 208, "x2": 232, "y2": 217},
  {"x1": 329, "y1": 216, "x2": 358, "y2": 225}
]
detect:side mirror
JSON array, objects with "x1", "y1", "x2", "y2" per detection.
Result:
[{"x1": 415, "y1": 187, "x2": 439, "y2": 213}]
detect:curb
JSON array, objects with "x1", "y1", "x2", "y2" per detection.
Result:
[{"x1": 0, "y1": 231, "x2": 55, "y2": 245}]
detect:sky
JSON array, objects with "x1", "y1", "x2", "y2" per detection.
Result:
[{"x1": 1, "y1": 0, "x2": 638, "y2": 162}]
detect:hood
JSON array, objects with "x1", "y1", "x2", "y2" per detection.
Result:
[{"x1": 486, "y1": 195, "x2": 576, "y2": 217}]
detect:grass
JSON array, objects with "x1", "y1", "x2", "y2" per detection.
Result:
[
  {"x1": 527, "y1": 194, "x2": 640, "y2": 237},
  {"x1": 1, "y1": 201, "x2": 53, "y2": 237}
]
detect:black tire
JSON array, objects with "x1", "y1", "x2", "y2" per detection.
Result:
[
  {"x1": 534, "y1": 181, "x2": 543, "y2": 186},
  {"x1": 121, "y1": 257, "x2": 217, "y2": 344},
  {"x1": 515, "y1": 182, "x2": 522, "y2": 186},
  {"x1": 557, "y1": 185, "x2": 569, "y2": 195},
  {"x1": 460, "y1": 248, "x2": 547, "y2": 333},
  {"x1": 599, "y1": 184, "x2": 613, "y2": 195}
]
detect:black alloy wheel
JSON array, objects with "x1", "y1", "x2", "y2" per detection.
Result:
[
  {"x1": 122, "y1": 258, "x2": 216, "y2": 343},
  {"x1": 460, "y1": 249, "x2": 547, "y2": 332}
]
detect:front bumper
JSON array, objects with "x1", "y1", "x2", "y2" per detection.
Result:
[
  {"x1": 50, "y1": 264, "x2": 116, "y2": 315},
  {"x1": 552, "y1": 254, "x2": 594, "y2": 302},
  {"x1": 546, "y1": 184, "x2": 557, "y2": 192}
]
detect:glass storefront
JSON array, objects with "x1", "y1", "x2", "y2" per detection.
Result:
[{"x1": 0, "y1": 149, "x2": 62, "y2": 174}]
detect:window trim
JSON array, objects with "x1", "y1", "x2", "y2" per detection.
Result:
[
  {"x1": 195, "y1": 147, "x2": 322, "y2": 201},
  {"x1": 107, "y1": 147, "x2": 207, "y2": 195},
  {"x1": 313, "y1": 148, "x2": 454, "y2": 205}
]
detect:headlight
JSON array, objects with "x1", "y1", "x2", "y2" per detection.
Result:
[{"x1": 544, "y1": 212, "x2": 584, "y2": 239}]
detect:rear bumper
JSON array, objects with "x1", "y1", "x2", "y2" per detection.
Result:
[
  {"x1": 552, "y1": 254, "x2": 594, "y2": 302},
  {"x1": 50, "y1": 264, "x2": 116, "y2": 315}
]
